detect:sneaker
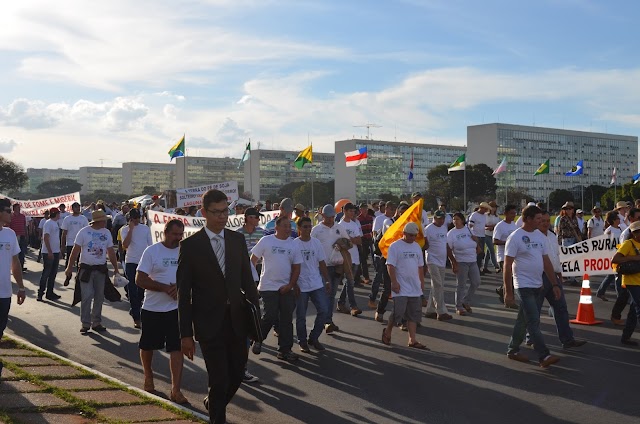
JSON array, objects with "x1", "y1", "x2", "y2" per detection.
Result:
[
  {"x1": 350, "y1": 307, "x2": 362, "y2": 316},
  {"x1": 251, "y1": 341, "x2": 262, "y2": 355},
  {"x1": 539, "y1": 355, "x2": 560, "y2": 368},
  {"x1": 45, "y1": 292, "x2": 61, "y2": 300},
  {"x1": 507, "y1": 352, "x2": 530, "y2": 363},
  {"x1": 308, "y1": 339, "x2": 326, "y2": 351},
  {"x1": 336, "y1": 304, "x2": 350, "y2": 314},
  {"x1": 611, "y1": 317, "x2": 625, "y2": 326},
  {"x1": 424, "y1": 312, "x2": 438, "y2": 319},
  {"x1": 481, "y1": 269, "x2": 489, "y2": 275},
  {"x1": 596, "y1": 294, "x2": 608, "y2": 302},
  {"x1": 495, "y1": 268, "x2": 502, "y2": 273},
  {"x1": 562, "y1": 340, "x2": 587, "y2": 349},
  {"x1": 277, "y1": 351, "x2": 299, "y2": 362},
  {"x1": 368, "y1": 299, "x2": 377, "y2": 309},
  {"x1": 462, "y1": 303, "x2": 472, "y2": 313},
  {"x1": 437, "y1": 313, "x2": 453, "y2": 321},
  {"x1": 401, "y1": 324, "x2": 408, "y2": 332},
  {"x1": 37, "y1": 295, "x2": 43, "y2": 302},
  {"x1": 299, "y1": 342, "x2": 310, "y2": 353},
  {"x1": 456, "y1": 309, "x2": 467, "y2": 316},
  {"x1": 243, "y1": 370, "x2": 260, "y2": 383},
  {"x1": 374, "y1": 312, "x2": 384, "y2": 323},
  {"x1": 621, "y1": 338, "x2": 639, "y2": 346},
  {"x1": 91, "y1": 325, "x2": 107, "y2": 332},
  {"x1": 324, "y1": 322, "x2": 339, "y2": 333},
  {"x1": 80, "y1": 327, "x2": 90, "y2": 334}
]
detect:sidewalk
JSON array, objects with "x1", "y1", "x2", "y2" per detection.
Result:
[{"x1": 0, "y1": 336, "x2": 207, "y2": 424}]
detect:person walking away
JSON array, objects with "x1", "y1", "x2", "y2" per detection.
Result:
[
  {"x1": 423, "y1": 210, "x2": 454, "y2": 321},
  {"x1": 611, "y1": 221, "x2": 640, "y2": 346},
  {"x1": 493, "y1": 205, "x2": 519, "y2": 304},
  {"x1": 38, "y1": 207, "x2": 61, "y2": 301},
  {"x1": 468, "y1": 202, "x2": 490, "y2": 271},
  {"x1": 447, "y1": 213, "x2": 481, "y2": 316},
  {"x1": 61, "y1": 202, "x2": 89, "y2": 270},
  {"x1": 482, "y1": 201, "x2": 500, "y2": 273}
]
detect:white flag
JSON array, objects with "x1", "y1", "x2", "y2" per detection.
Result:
[{"x1": 610, "y1": 167, "x2": 617, "y2": 185}]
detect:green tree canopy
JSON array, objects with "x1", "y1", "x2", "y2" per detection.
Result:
[
  {"x1": 427, "y1": 163, "x2": 497, "y2": 209},
  {"x1": 548, "y1": 189, "x2": 574, "y2": 211},
  {"x1": 0, "y1": 156, "x2": 28, "y2": 194},
  {"x1": 292, "y1": 181, "x2": 334, "y2": 210},
  {"x1": 36, "y1": 178, "x2": 83, "y2": 197}
]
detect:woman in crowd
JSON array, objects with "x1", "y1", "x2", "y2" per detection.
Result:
[
  {"x1": 555, "y1": 202, "x2": 582, "y2": 246},
  {"x1": 596, "y1": 211, "x2": 622, "y2": 301},
  {"x1": 611, "y1": 221, "x2": 640, "y2": 346},
  {"x1": 482, "y1": 201, "x2": 501, "y2": 274},
  {"x1": 447, "y1": 212, "x2": 481, "y2": 316}
]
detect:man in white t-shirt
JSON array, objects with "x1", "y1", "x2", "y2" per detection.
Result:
[
  {"x1": 65, "y1": 210, "x2": 121, "y2": 333},
  {"x1": 149, "y1": 195, "x2": 164, "y2": 212},
  {"x1": 504, "y1": 205, "x2": 561, "y2": 369},
  {"x1": 374, "y1": 201, "x2": 385, "y2": 218},
  {"x1": 58, "y1": 203, "x2": 71, "y2": 228},
  {"x1": 136, "y1": 219, "x2": 188, "y2": 404},
  {"x1": 38, "y1": 207, "x2": 62, "y2": 301},
  {"x1": 587, "y1": 207, "x2": 604, "y2": 239},
  {"x1": 336, "y1": 203, "x2": 363, "y2": 316},
  {"x1": 381, "y1": 223, "x2": 428, "y2": 350},
  {"x1": 61, "y1": 202, "x2": 89, "y2": 269},
  {"x1": 251, "y1": 216, "x2": 302, "y2": 362},
  {"x1": 493, "y1": 204, "x2": 518, "y2": 304},
  {"x1": 120, "y1": 208, "x2": 153, "y2": 329},
  {"x1": 424, "y1": 210, "x2": 454, "y2": 321},
  {"x1": 0, "y1": 198, "x2": 26, "y2": 379},
  {"x1": 294, "y1": 217, "x2": 331, "y2": 353},
  {"x1": 311, "y1": 204, "x2": 351, "y2": 334},
  {"x1": 370, "y1": 201, "x2": 396, "y2": 317},
  {"x1": 468, "y1": 202, "x2": 489, "y2": 270}
]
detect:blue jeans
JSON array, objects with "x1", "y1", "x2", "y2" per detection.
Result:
[
  {"x1": 338, "y1": 264, "x2": 359, "y2": 309},
  {"x1": 483, "y1": 236, "x2": 498, "y2": 270},
  {"x1": 325, "y1": 266, "x2": 343, "y2": 324},
  {"x1": 0, "y1": 297, "x2": 10, "y2": 339},
  {"x1": 125, "y1": 262, "x2": 145, "y2": 321},
  {"x1": 18, "y1": 235, "x2": 27, "y2": 268},
  {"x1": 507, "y1": 287, "x2": 550, "y2": 361},
  {"x1": 38, "y1": 252, "x2": 60, "y2": 297},
  {"x1": 541, "y1": 274, "x2": 574, "y2": 344},
  {"x1": 622, "y1": 285, "x2": 640, "y2": 341},
  {"x1": 296, "y1": 287, "x2": 329, "y2": 344},
  {"x1": 475, "y1": 236, "x2": 485, "y2": 269},
  {"x1": 597, "y1": 274, "x2": 616, "y2": 297}
]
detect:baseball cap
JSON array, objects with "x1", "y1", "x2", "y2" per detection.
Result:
[
  {"x1": 321, "y1": 204, "x2": 336, "y2": 217},
  {"x1": 152, "y1": 195, "x2": 159, "y2": 200},
  {"x1": 411, "y1": 192, "x2": 422, "y2": 198},
  {"x1": 576, "y1": 209, "x2": 583, "y2": 214},
  {"x1": 280, "y1": 198, "x2": 294, "y2": 213},
  {"x1": 343, "y1": 202, "x2": 357, "y2": 210},
  {"x1": 49, "y1": 207, "x2": 60, "y2": 215},
  {"x1": 434, "y1": 210, "x2": 446, "y2": 218},
  {"x1": 403, "y1": 222, "x2": 419, "y2": 235},
  {"x1": 527, "y1": 202, "x2": 537, "y2": 207},
  {"x1": 244, "y1": 207, "x2": 264, "y2": 218},
  {"x1": 294, "y1": 203, "x2": 305, "y2": 211},
  {"x1": 479, "y1": 201, "x2": 491, "y2": 209},
  {"x1": 359, "y1": 203, "x2": 368, "y2": 209}
]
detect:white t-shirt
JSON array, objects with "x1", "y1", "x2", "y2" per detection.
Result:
[
  {"x1": 485, "y1": 214, "x2": 501, "y2": 237},
  {"x1": 604, "y1": 226, "x2": 622, "y2": 243},
  {"x1": 137, "y1": 243, "x2": 179, "y2": 312},
  {"x1": 493, "y1": 220, "x2": 518, "y2": 262},
  {"x1": 38, "y1": 219, "x2": 46, "y2": 232},
  {"x1": 421, "y1": 209, "x2": 430, "y2": 227},
  {"x1": 515, "y1": 216, "x2": 523, "y2": 228},
  {"x1": 425, "y1": 223, "x2": 448, "y2": 267},
  {"x1": 337, "y1": 219, "x2": 362, "y2": 265},
  {"x1": 74, "y1": 226, "x2": 113, "y2": 266},
  {"x1": 447, "y1": 227, "x2": 477, "y2": 263},
  {"x1": 542, "y1": 230, "x2": 562, "y2": 273},
  {"x1": 505, "y1": 228, "x2": 548, "y2": 289},
  {"x1": 119, "y1": 224, "x2": 153, "y2": 264},
  {"x1": 311, "y1": 222, "x2": 350, "y2": 261},
  {"x1": 0, "y1": 228, "x2": 21, "y2": 298},
  {"x1": 467, "y1": 211, "x2": 487, "y2": 237},
  {"x1": 372, "y1": 214, "x2": 389, "y2": 234},
  {"x1": 576, "y1": 217, "x2": 585, "y2": 233},
  {"x1": 386, "y1": 239, "x2": 424, "y2": 297},
  {"x1": 252, "y1": 235, "x2": 302, "y2": 291},
  {"x1": 587, "y1": 217, "x2": 605, "y2": 237},
  {"x1": 374, "y1": 211, "x2": 384, "y2": 218},
  {"x1": 60, "y1": 215, "x2": 89, "y2": 247},
  {"x1": 57, "y1": 211, "x2": 71, "y2": 228},
  {"x1": 41, "y1": 219, "x2": 61, "y2": 254},
  {"x1": 293, "y1": 238, "x2": 326, "y2": 292}
]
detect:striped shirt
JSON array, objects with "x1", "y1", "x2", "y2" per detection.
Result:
[{"x1": 9, "y1": 212, "x2": 27, "y2": 236}]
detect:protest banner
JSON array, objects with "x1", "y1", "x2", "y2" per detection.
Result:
[
  {"x1": 148, "y1": 209, "x2": 280, "y2": 243},
  {"x1": 559, "y1": 234, "x2": 618, "y2": 277},
  {"x1": 176, "y1": 181, "x2": 239, "y2": 208},
  {"x1": 0, "y1": 192, "x2": 81, "y2": 217}
]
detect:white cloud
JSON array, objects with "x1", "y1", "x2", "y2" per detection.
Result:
[
  {"x1": 0, "y1": 99, "x2": 61, "y2": 129},
  {"x1": 215, "y1": 118, "x2": 250, "y2": 145},
  {"x1": 104, "y1": 97, "x2": 149, "y2": 131},
  {"x1": 0, "y1": 139, "x2": 17, "y2": 153}
]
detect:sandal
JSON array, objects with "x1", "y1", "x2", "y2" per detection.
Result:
[
  {"x1": 408, "y1": 341, "x2": 430, "y2": 350},
  {"x1": 381, "y1": 329, "x2": 391, "y2": 345}
]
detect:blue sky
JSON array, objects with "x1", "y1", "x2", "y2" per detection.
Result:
[{"x1": 1, "y1": 0, "x2": 639, "y2": 169}]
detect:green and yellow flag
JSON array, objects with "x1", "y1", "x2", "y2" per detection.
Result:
[
  {"x1": 447, "y1": 154, "x2": 465, "y2": 173},
  {"x1": 168, "y1": 135, "x2": 185, "y2": 161},
  {"x1": 534, "y1": 159, "x2": 550, "y2": 175},
  {"x1": 294, "y1": 145, "x2": 313, "y2": 169}
]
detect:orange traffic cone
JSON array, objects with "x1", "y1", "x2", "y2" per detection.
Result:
[{"x1": 570, "y1": 273, "x2": 603, "y2": 325}]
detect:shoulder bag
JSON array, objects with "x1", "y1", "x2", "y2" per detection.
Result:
[{"x1": 616, "y1": 241, "x2": 640, "y2": 275}]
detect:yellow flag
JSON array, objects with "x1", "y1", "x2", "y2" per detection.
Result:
[{"x1": 379, "y1": 199, "x2": 425, "y2": 258}]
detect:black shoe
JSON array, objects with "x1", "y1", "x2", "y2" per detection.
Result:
[
  {"x1": 45, "y1": 293, "x2": 61, "y2": 300},
  {"x1": 251, "y1": 341, "x2": 262, "y2": 355},
  {"x1": 37, "y1": 295, "x2": 43, "y2": 302},
  {"x1": 562, "y1": 340, "x2": 587, "y2": 349},
  {"x1": 496, "y1": 287, "x2": 504, "y2": 304},
  {"x1": 621, "y1": 339, "x2": 639, "y2": 346},
  {"x1": 277, "y1": 351, "x2": 299, "y2": 362},
  {"x1": 91, "y1": 325, "x2": 107, "y2": 332},
  {"x1": 80, "y1": 327, "x2": 90, "y2": 334},
  {"x1": 308, "y1": 339, "x2": 326, "y2": 351},
  {"x1": 203, "y1": 396, "x2": 209, "y2": 410},
  {"x1": 299, "y1": 342, "x2": 310, "y2": 353}
]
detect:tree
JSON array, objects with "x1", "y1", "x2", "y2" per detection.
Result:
[
  {"x1": 548, "y1": 189, "x2": 574, "y2": 211},
  {"x1": 496, "y1": 187, "x2": 534, "y2": 206},
  {"x1": 142, "y1": 186, "x2": 157, "y2": 195},
  {"x1": 85, "y1": 190, "x2": 131, "y2": 205},
  {"x1": 277, "y1": 182, "x2": 305, "y2": 200},
  {"x1": 0, "y1": 156, "x2": 28, "y2": 194},
  {"x1": 427, "y1": 163, "x2": 497, "y2": 211},
  {"x1": 292, "y1": 181, "x2": 334, "y2": 209},
  {"x1": 582, "y1": 184, "x2": 608, "y2": 211},
  {"x1": 377, "y1": 192, "x2": 401, "y2": 204},
  {"x1": 36, "y1": 178, "x2": 83, "y2": 197}
]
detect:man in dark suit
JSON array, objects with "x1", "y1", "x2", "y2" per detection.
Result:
[{"x1": 177, "y1": 189, "x2": 260, "y2": 424}]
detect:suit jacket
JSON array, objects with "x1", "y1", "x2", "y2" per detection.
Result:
[{"x1": 177, "y1": 227, "x2": 260, "y2": 341}]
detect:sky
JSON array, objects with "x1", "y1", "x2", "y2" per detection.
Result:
[{"x1": 1, "y1": 0, "x2": 639, "y2": 170}]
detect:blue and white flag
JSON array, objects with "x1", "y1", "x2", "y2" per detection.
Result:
[
  {"x1": 633, "y1": 172, "x2": 640, "y2": 185},
  {"x1": 565, "y1": 160, "x2": 584, "y2": 176}
]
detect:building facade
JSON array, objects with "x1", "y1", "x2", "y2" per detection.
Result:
[
  {"x1": 79, "y1": 167, "x2": 122, "y2": 195},
  {"x1": 334, "y1": 139, "x2": 466, "y2": 202},
  {"x1": 26, "y1": 168, "x2": 80, "y2": 193},
  {"x1": 122, "y1": 162, "x2": 175, "y2": 195},
  {"x1": 175, "y1": 156, "x2": 245, "y2": 192},
  {"x1": 245, "y1": 149, "x2": 335, "y2": 201},
  {"x1": 467, "y1": 123, "x2": 639, "y2": 202}
]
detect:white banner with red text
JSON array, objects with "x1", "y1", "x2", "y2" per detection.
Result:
[
  {"x1": 0, "y1": 192, "x2": 81, "y2": 217},
  {"x1": 558, "y1": 234, "x2": 618, "y2": 277},
  {"x1": 176, "y1": 181, "x2": 239, "y2": 208},
  {"x1": 147, "y1": 209, "x2": 280, "y2": 243}
]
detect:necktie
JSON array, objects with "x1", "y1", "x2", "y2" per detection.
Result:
[{"x1": 213, "y1": 234, "x2": 225, "y2": 276}]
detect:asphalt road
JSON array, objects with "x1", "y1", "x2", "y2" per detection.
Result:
[{"x1": 4, "y1": 249, "x2": 640, "y2": 424}]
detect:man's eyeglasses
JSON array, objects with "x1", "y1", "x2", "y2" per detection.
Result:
[{"x1": 206, "y1": 208, "x2": 230, "y2": 217}]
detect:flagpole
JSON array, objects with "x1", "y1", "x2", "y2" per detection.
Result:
[
  {"x1": 248, "y1": 138, "x2": 253, "y2": 201},
  {"x1": 309, "y1": 136, "x2": 314, "y2": 211},
  {"x1": 463, "y1": 166, "x2": 467, "y2": 213}
]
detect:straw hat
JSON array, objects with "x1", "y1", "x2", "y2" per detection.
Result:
[{"x1": 89, "y1": 210, "x2": 108, "y2": 224}]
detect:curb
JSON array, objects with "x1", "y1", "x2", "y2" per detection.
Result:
[{"x1": 5, "y1": 334, "x2": 210, "y2": 423}]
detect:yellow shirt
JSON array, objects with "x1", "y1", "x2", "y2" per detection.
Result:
[{"x1": 617, "y1": 239, "x2": 640, "y2": 286}]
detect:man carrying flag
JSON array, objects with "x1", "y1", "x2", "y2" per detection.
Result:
[
  {"x1": 294, "y1": 145, "x2": 313, "y2": 169},
  {"x1": 565, "y1": 160, "x2": 584, "y2": 176},
  {"x1": 168, "y1": 135, "x2": 185, "y2": 161}
]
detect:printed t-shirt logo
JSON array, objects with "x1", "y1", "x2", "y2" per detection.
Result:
[
  {"x1": 301, "y1": 249, "x2": 313, "y2": 261},
  {"x1": 402, "y1": 251, "x2": 418, "y2": 259},
  {"x1": 271, "y1": 246, "x2": 290, "y2": 255},
  {"x1": 0, "y1": 242, "x2": 11, "y2": 250}
]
